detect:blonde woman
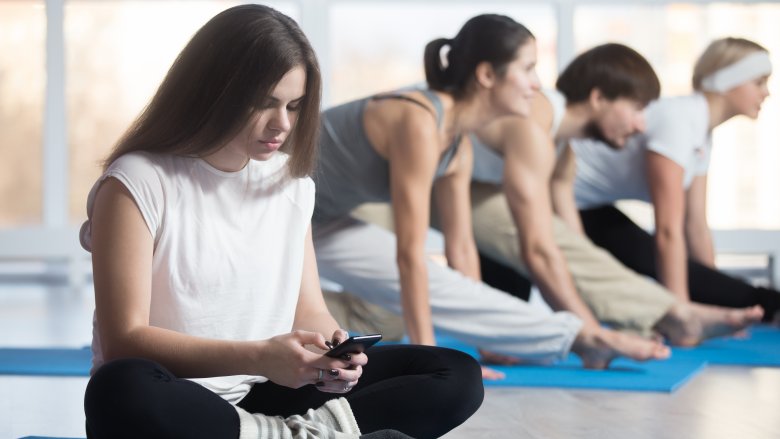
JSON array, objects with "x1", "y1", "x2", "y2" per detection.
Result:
[{"x1": 573, "y1": 38, "x2": 778, "y2": 323}]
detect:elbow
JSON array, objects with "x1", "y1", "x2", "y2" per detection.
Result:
[
  {"x1": 654, "y1": 224, "x2": 684, "y2": 248},
  {"x1": 396, "y1": 249, "x2": 425, "y2": 273},
  {"x1": 521, "y1": 242, "x2": 558, "y2": 273},
  {"x1": 97, "y1": 327, "x2": 144, "y2": 362},
  {"x1": 444, "y1": 243, "x2": 475, "y2": 268},
  {"x1": 100, "y1": 340, "x2": 130, "y2": 363}
]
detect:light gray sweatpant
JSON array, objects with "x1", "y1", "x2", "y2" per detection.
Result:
[{"x1": 313, "y1": 217, "x2": 582, "y2": 364}]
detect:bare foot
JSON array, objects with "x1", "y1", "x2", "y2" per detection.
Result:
[
  {"x1": 571, "y1": 326, "x2": 671, "y2": 369},
  {"x1": 481, "y1": 366, "x2": 506, "y2": 380},
  {"x1": 657, "y1": 303, "x2": 763, "y2": 346}
]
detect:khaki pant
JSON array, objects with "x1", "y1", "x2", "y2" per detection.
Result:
[
  {"x1": 323, "y1": 289, "x2": 406, "y2": 341},
  {"x1": 471, "y1": 182, "x2": 675, "y2": 336}
]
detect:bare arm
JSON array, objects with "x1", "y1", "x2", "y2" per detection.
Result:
[
  {"x1": 551, "y1": 143, "x2": 586, "y2": 235},
  {"x1": 91, "y1": 178, "x2": 274, "y2": 378},
  {"x1": 646, "y1": 151, "x2": 690, "y2": 301},
  {"x1": 91, "y1": 179, "x2": 357, "y2": 388},
  {"x1": 387, "y1": 109, "x2": 441, "y2": 346},
  {"x1": 293, "y1": 226, "x2": 347, "y2": 339},
  {"x1": 490, "y1": 118, "x2": 600, "y2": 328},
  {"x1": 433, "y1": 136, "x2": 481, "y2": 280},
  {"x1": 684, "y1": 175, "x2": 716, "y2": 267}
]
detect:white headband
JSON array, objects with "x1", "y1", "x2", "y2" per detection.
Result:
[{"x1": 700, "y1": 51, "x2": 773, "y2": 93}]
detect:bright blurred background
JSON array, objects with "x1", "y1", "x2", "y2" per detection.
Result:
[{"x1": 1, "y1": 0, "x2": 778, "y2": 234}]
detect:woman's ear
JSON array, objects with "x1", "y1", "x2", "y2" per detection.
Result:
[{"x1": 475, "y1": 61, "x2": 496, "y2": 89}]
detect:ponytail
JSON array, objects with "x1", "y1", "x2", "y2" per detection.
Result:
[{"x1": 424, "y1": 38, "x2": 452, "y2": 92}]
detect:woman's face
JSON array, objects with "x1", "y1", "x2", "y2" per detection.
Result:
[
  {"x1": 490, "y1": 40, "x2": 541, "y2": 117},
  {"x1": 725, "y1": 74, "x2": 771, "y2": 119},
  {"x1": 208, "y1": 66, "x2": 306, "y2": 171}
]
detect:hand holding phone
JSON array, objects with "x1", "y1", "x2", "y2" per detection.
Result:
[{"x1": 325, "y1": 334, "x2": 382, "y2": 358}]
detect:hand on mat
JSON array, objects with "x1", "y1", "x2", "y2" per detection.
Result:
[
  {"x1": 258, "y1": 330, "x2": 364, "y2": 392},
  {"x1": 481, "y1": 366, "x2": 505, "y2": 380}
]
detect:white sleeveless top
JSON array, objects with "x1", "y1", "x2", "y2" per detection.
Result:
[{"x1": 80, "y1": 151, "x2": 315, "y2": 403}]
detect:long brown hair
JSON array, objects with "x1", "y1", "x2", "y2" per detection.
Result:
[{"x1": 104, "y1": 4, "x2": 321, "y2": 177}]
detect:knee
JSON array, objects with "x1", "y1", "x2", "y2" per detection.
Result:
[
  {"x1": 85, "y1": 358, "x2": 171, "y2": 436},
  {"x1": 432, "y1": 347, "x2": 484, "y2": 422}
]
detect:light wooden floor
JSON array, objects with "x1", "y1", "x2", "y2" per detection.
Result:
[
  {"x1": 2, "y1": 280, "x2": 779, "y2": 439},
  {"x1": 449, "y1": 366, "x2": 780, "y2": 439}
]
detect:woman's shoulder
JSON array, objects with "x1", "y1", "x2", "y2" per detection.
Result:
[{"x1": 108, "y1": 151, "x2": 170, "y2": 176}]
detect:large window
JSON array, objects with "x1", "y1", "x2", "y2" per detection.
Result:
[
  {"x1": 1, "y1": 1, "x2": 779, "y2": 234},
  {"x1": 327, "y1": 2, "x2": 556, "y2": 105},
  {"x1": 574, "y1": 3, "x2": 780, "y2": 229},
  {"x1": 65, "y1": 0, "x2": 298, "y2": 224},
  {"x1": 0, "y1": 1, "x2": 45, "y2": 227}
]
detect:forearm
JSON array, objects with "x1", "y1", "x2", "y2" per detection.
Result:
[
  {"x1": 523, "y1": 243, "x2": 600, "y2": 328},
  {"x1": 686, "y1": 223, "x2": 716, "y2": 268},
  {"x1": 397, "y1": 253, "x2": 436, "y2": 345},
  {"x1": 99, "y1": 324, "x2": 265, "y2": 378},
  {"x1": 655, "y1": 227, "x2": 690, "y2": 301},
  {"x1": 445, "y1": 241, "x2": 481, "y2": 281},
  {"x1": 550, "y1": 178, "x2": 585, "y2": 235}
]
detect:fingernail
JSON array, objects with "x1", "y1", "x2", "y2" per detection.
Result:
[
  {"x1": 329, "y1": 369, "x2": 339, "y2": 377},
  {"x1": 315, "y1": 381, "x2": 325, "y2": 387},
  {"x1": 341, "y1": 353, "x2": 351, "y2": 361},
  {"x1": 332, "y1": 339, "x2": 341, "y2": 347},
  {"x1": 325, "y1": 341, "x2": 334, "y2": 349}
]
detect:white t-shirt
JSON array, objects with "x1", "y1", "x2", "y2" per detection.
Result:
[
  {"x1": 471, "y1": 89, "x2": 567, "y2": 184},
  {"x1": 80, "y1": 151, "x2": 315, "y2": 403},
  {"x1": 573, "y1": 93, "x2": 712, "y2": 209}
]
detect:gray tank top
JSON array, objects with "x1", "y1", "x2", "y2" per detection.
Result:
[{"x1": 313, "y1": 89, "x2": 460, "y2": 223}]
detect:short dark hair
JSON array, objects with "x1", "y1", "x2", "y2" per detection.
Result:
[
  {"x1": 556, "y1": 43, "x2": 660, "y2": 106},
  {"x1": 105, "y1": 4, "x2": 321, "y2": 177},
  {"x1": 424, "y1": 14, "x2": 534, "y2": 100}
]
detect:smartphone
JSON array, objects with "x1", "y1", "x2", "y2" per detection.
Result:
[{"x1": 325, "y1": 334, "x2": 383, "y2": 358}]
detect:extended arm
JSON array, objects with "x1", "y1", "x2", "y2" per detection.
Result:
[
  {"x1": 387, "y1": 109, "x2": 442, "y2": 346},
  {"x1": 684, "y1": 175, "x2": 716, "y2": 267},
  {"x1": 550, "y1": 144, "x2": 586, "y2": 235},
  {"x1": 492, "y1": 118, "x2": 600, "y2": 328},
  {"x1": 646, "y1": 151, "x2": 690, "y2": 301},
  {"x1": 433, "y1": 136, "x2": 481, "y2": 280}
]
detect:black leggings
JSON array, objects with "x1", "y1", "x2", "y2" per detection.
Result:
[
  {"x1": 84, "y1": 345, "x2": 483, "y2": 439},
  {"x1": 579, "y1": 205, "x2": 780, "y2": 321}
]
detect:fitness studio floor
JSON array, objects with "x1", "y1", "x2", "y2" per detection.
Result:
[{"x1": 1, "y1": 269, "x2": 779, "y2": 439}]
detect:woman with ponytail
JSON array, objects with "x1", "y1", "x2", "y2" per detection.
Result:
[{"x1": 314, "y1": 14, "x2": 670, "y2": 376}]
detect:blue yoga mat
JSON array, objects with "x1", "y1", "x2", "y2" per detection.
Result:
[
  {"x1": 0, "y1": 346, "x2": 91, "y2": 376},
  {"x1": 672, "y1": 325, "x2": 780, "y2": 366},
  {"x1": 430, "y1": 335, "x2": 706, "y2": 393}
]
